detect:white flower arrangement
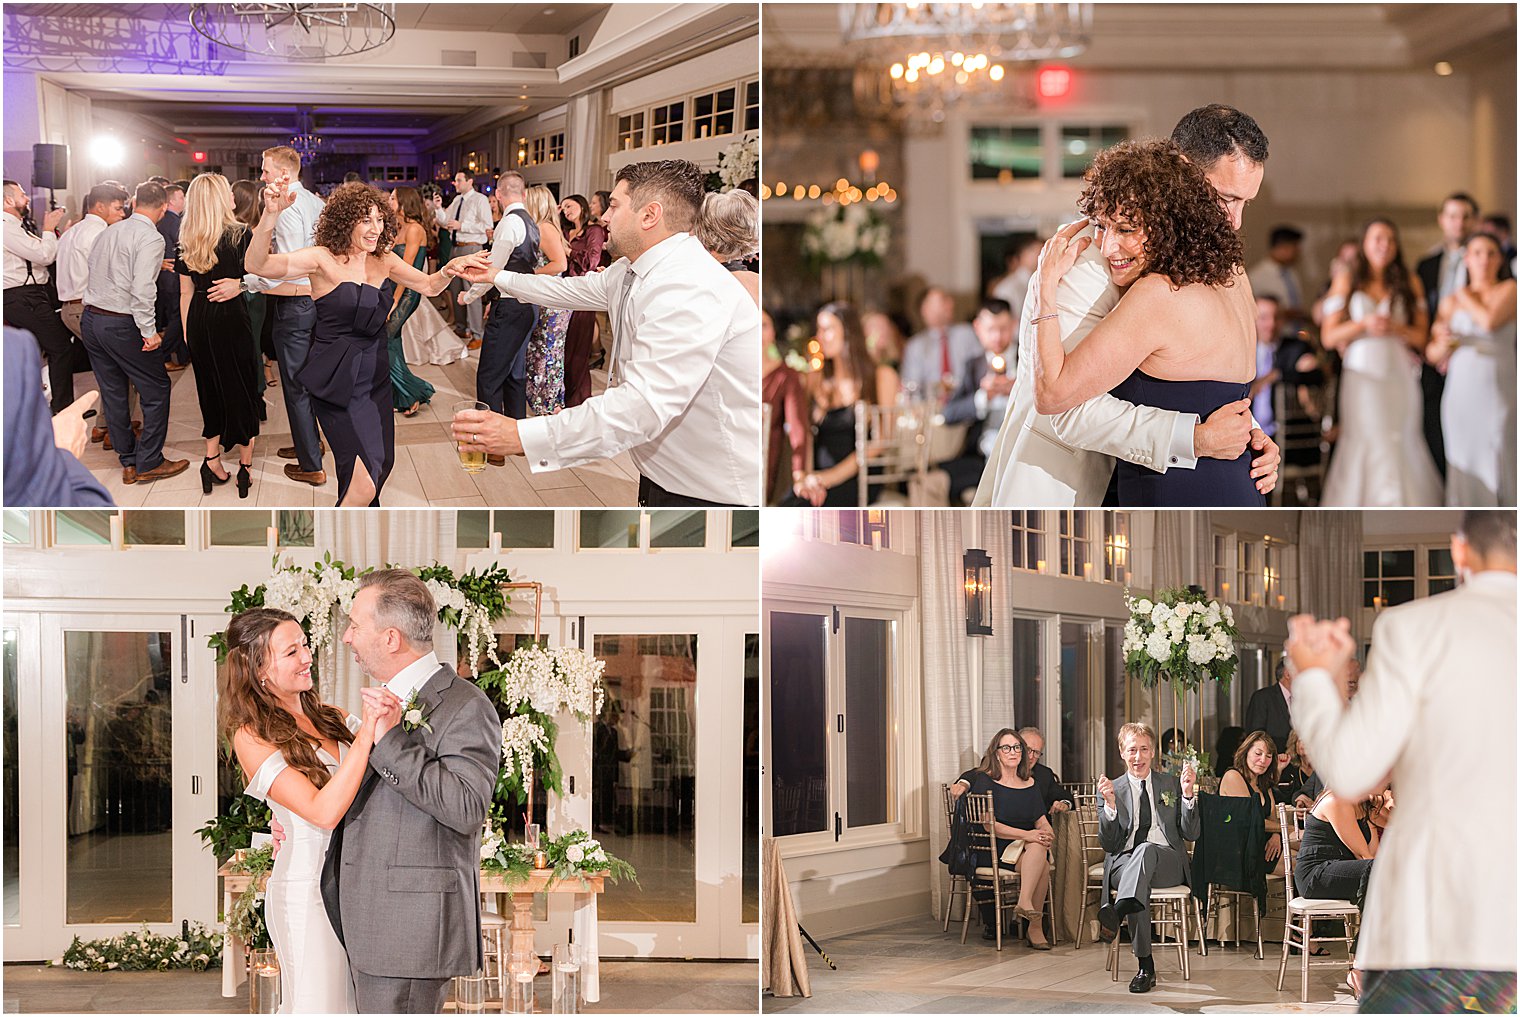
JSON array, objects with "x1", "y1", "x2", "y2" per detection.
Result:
[
  {"x1": 499, "y1": 713, "x2": 549, "y2": 791},
  {"x1": 802, "y1": 203, "x2": 891, "y2": 268},
  {"x1": 1122, "y1": 587, "x2": 1239, "y2": 695},
  {"x1": 717, "y1": 133, "x2": 757, "y2": 191},
  {"x1": 56, "y1": 923, "x2": 223, "y2": 972},
  {"x1": 489, "y1": 644, "x2": 606, "y2": 723}
]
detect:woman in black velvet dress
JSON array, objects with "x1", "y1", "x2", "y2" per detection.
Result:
[
  {"x1": 177, "y1": 173, "x2": 261, "y2": 497},
  {"x1": 245, "y1": 180, "x2": 489, "y2": 506}
]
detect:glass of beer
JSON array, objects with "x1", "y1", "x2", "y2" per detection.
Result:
[{"x1": 454, "y1": 399, "x2": 488, "y2": 473}]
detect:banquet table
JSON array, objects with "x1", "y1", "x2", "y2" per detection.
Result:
[{"x1": 219, "y1": 863, "x2": 605, "y2": 1003}]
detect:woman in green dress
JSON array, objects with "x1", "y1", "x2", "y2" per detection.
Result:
[{"x1": 384, "y1": 186, "x2": 438, "y2": 416}]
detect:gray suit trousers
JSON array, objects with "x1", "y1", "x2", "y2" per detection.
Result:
[
  {"x1": 352, "y1": 971, "x2": 451, "y2": 1014},
  {"x1": 1110, "y1": 842, "x2": 1186, "y2": 957}
]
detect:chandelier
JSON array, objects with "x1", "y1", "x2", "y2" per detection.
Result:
[
  {"x1": 288, "y1": 107, "x2": 324, "y2": 158},
  {"x1": 843, "y1": 3, "x2": 1092, "y2": 124},
  {"x1": 189, "y1": 3, "x2": 397, "y2": 60}
]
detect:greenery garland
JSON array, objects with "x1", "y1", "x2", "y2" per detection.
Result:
[
  {"x1": 480, "y1": 828, "x2": 637, "y2": 889},
  {"x1": 226, "y1": 846, "x2": 275, "y2": 949},
  {"x1": 54, "y1": 923, "x2": 223, "y2": 972}
]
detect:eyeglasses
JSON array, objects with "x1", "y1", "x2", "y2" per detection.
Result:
[
  {"x1": 996, "y1": 744, "x2": 1020, "y2": 754},
  {"x1": 1025, "y1": 748, "x2": 1042, "y2": 758}
]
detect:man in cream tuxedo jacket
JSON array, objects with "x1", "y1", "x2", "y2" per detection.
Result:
[
  {"x1": 1286, "y1": 511, "x2": 1516, "y2": 1012},
  {"x1": 975, "y1": 104, "x2": 1281, "y2": 506}
]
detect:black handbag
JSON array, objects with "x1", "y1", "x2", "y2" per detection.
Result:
[{"x1": 939, "y1": 794, "x2": 977, "y2": 878}]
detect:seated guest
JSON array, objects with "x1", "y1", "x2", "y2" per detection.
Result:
[
  {"x1": 1097, "y1": 722, "x2": 1200, "y2": 993},
  {"x1": 695, "y1": 189, "x2": 758, "y2": 304},
  {"x1": 948, "y1": 728, "x2": 1055, "y2": 948},
  {"x1": 784, "y1": 301, "x2": 899, "y2": 506},
  {"x1": 860, "y1": 310, "x2": 904, "y2": 372},
  {"x1": 1297, "y1": 784, "x2": 1383, "y2": 997},
  {"x1": 901, "y1": 286, "x2": 979, "y2": 404},
  {"x1": 1159, "y1": 727, "x2": 1187, "y2": 759},
  {"x1": 1278, "y1": 730, "x2": 1317, "y2": 802},
  {"x1": 1017, "y1": 726, "x2": 1073, "y2": 815},
  {"x1": 1212, "y1": 725, "x2": 1244, "y2": 781},
  {"x1": 3, "y1": 327, "x2": 110, "y2": 505},
  {"x1": 1220, "y1": 729, "x2": 1284, "y2": 873},
  {"x1": 939, "y1": 298, "x2": 1016, "y2": 504}
]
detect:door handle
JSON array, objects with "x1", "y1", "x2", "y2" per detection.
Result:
[{"x1": 191, "y1": 775, "x2": 201, "y2": 795}]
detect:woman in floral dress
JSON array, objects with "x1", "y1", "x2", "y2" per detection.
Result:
[{"x1": 522, "y1": 185, "x2": 571, "y2": 415}]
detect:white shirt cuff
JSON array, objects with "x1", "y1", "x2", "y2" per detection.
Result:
[
  {"x1": 1102, "y1": 802, "x2": 1117, "y2": 820},
  {"x1": 492, "y1": 270, "x2": 517, "y2": 296},
  {"x1": 973, "y1": 387, "x2": 989, "y2": 420},
  {"x1": 518, "y1": 415, "x2": 558, "y2": 473},
  {"x1": 1169, "y1": 412, "x2": 1201, "y2": 471}
]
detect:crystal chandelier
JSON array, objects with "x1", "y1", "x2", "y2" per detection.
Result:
[
  {"x1": 288, "y1": 107, "x2": 324, "y2": 158},
  {"x1": 189, "y1": 3, "x2": 397, "y2": 60},
  {"x1": 843, "y1": 3, "x2": 1092, "y2": 123}
]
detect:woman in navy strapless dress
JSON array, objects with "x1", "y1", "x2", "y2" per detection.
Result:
[
  {"x1": 245, "y1": 180, "x2": 491, "y2": 505},
  {"x1": 1028, "y1": 139, "x2": 1265, "y2": 507}
]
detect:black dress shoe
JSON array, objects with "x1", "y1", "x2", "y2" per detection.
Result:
[
  {"x1": 981, "y1": 924, "x2": 997, "y2": 941},
  {"x1": 1115, "y1": 896, "x2": 1147, "y2": 918},
  {"x1": 1098, "y1": 904, "x2": 1122, "y2": 932},
  {"x1": 1129, "y1": 968, "x2": 1156, "y2": 994}
]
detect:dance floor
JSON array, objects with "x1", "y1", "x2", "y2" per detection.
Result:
[
  {"x1": 764, "y1": 916, "x2": 1358, "y2": 1014},
  {"x1": 70, "y1": 344, "x2": 638, "y2": 508}
]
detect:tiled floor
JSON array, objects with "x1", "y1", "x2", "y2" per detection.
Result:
[
  {"x1": 74, "y1": 342, "x2": 638, "y2": 507},
  {"x1": 2, "y1": 958, "x2": 758, "y2": 1013},
  {"x1": 764, "y1": 916, "x2": 1359, "y2": 1014}
]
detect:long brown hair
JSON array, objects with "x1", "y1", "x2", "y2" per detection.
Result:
[
  {"x1": 231, "y1": 179, "x2": 263, "y2": 229},
  {"x1": 391, "y1": 184, "x2": 437, "y2": 247},
  {"x1": 978, "y1": 727, "x2": 1032, "y2": 781},
  {"x1": 817, "y1": 301, "x2": 879, "y2": 406},
  {"x1": 1232, "y1": 729, "x2": 1280, "y2": 796},
  {"x1": 217, "y1": 608, "x2": 353, "y2": 789},
  {"x1": 1352, "y1": 217, "x2": 1416, "y2": 322}
]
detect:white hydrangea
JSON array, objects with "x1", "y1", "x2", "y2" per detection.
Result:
[
  {"x1": 1150, "y1": 603, "x2": 1172, "y2": 626},
  {"x1": 1145, "y1": 629, "x2": 1173, "y2": 663},
  {"x1": 1186, "y1": 635, "x2": 1216, "y2": 665}
]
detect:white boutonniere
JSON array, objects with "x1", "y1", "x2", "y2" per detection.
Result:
[
  {"x1": 401, "y1": 690, "x2": 433, "y2": 734},
  {"x1": 1160, "y1": 790, "x2": 1177, "y2": 808}
]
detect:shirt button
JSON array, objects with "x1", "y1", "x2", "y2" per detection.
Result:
[{"x1": 1169, "y1": 456, "x2": 1178, "y2": 464}]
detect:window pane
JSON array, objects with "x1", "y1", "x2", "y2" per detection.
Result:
[
  {"x1": 1011, "y1": 616, "x2": 1042, "y2": 742},
  {"x1": 844, "y1": 618, "x2": 891, "y2": 828},
  {"x1": 742, "y1": 632, "x2": 758, "y2": 924},
  {"x1": 1383, "y1": 579, "x2": 1415, "y2": 606},
  {"x1": 65, "y1": 630, "x2": 173, "y2": 923},
  {"x1": 731, "y1": 511, "x2": 759, "y2": 548},
  {"x1": 57, "y1": 510, "x2": 113, "y2": 545},
  {"x1": 1380, "y1": 549, "x2": 1414, "y2": 577},
  {"x1": 1060, "y1": 125, "x2": 1128, "y2": 179},
  {"x1": 1059, "y1": 621, "x2": 1092, "y2": 783},
  {"x1": 3, "y1": 510, "x2": 30, "y2": 545},
  {"x1": 1363, "y1": 579, "x2": 1380, "y2": 608},
  {"x1": 1362, "y1": 551, "x2": 1378, "y2": 579},
  {"x1": 123, "y1": 511, "x2": 185, "y2": 546},
  {"x1": 769, "y1": 612, "x2": 828, "y2": 837},
  {"x1": 4, "y1": 629, "x2": 17, "y2": 926},
  {"x1": 1429, "y1": 577, "x2": 1457, "y2": 596},
  {"x1": 1428, "y1": 548, "x2": 1454, "y2": 577},
  {"x1": 209, "y1": 511, "x2": 271, "y2": 546},
  {"x1": 580, "y1": 511, "x2": 640, "y2": 549},
  {"x1": 593, "y1": 632, "x2": 697, "y2": 922},
  {"x1": 457, "y1": 510, "x2": 490, "y2": 549},
  {"x1": 969, "y1": 126, "x2": 1041, "y2": 181},
  {"x1": 649, "y1": 511, "x2": 706, "y2": 548}
]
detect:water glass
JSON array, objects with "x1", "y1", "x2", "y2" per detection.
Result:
[
  {"x1": 551, "y1": 943, "x2": 581, "y2": 1014},
  {"x1": 453, "y1": 399, "x2": 489, "y2": 473}
]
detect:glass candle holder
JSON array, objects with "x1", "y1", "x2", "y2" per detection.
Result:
[
  {"x1": 454, "y1": 969, "x2": 487, "y2": 1014},
  {"x1": 507, "y1": 969, "x2": 536, "y2": 1014},
  {"x1": 249, "y1": 948, "x2": 280, "y2": 1014},
  {"x1": 551, "y1": 943, "x2": 581, "y2": 1014}
]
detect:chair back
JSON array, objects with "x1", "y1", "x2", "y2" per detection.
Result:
[
  {"x1": 1073, "y1": 791, "x2": 1104, "y2": 869},
  {"x1": 855, "y1": 399, "x2": 930, "y2": 505},
  {"x1": 1273, "y1": 377, "x2": 1331, "y2": 505},
  {"x1": 940, "y1": 783, "x2": 959, "y2": 832},
  {"x1": 961, "y1": 791, "x2": 1000, "y2": 861},
  {"x1": 1276, "y1": 801, "x2": 1299, "y2": 900}
]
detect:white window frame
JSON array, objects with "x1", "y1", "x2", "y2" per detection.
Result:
[
  {"x1": 1010, "y1": 510, "x2": 1048, "y2": 572},
  {"x1": 968, "y1": 118, "x2": 1136, "y2": 186},
  {"x1": 690, "y1": 83, "x2": 739, "y2": 141}
]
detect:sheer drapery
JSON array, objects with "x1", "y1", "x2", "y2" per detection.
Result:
[
  {"x1": 1298, "y1": 511, "x2": 1364, "y2": 631},
  {"x1": 1152, "y1": 510, "x2": 1212, "y2": 591}
]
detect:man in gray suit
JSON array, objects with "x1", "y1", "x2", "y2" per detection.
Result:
[
  {"x1": 321, "y1": 569, "x2": 503, "y2": 1014},
  {"x1": 1097, "y1": 722, "x2": 1200, "y2": 994}
]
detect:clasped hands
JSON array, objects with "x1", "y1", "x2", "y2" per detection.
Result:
[
  {"x1": 1285, "y1": 614, "x2": 1357, "y2": 696},
  {"x1": 360, "y1": 685, "x2": 404, "y2": 739}
]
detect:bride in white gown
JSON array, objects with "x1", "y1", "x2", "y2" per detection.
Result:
[
  {"x1": 1320, "y1": 218, "x2": 1443, "y2": 507},
  {"x1": 220, "y1": 608, "x2": 400, "y2": 1014}
]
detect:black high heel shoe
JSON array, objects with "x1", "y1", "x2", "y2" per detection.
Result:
[
  {"x1": 237, "y1": 463, "x2": 252, "y2": 499},
  {"x1": 201, "y1": 455, "x2": 230, "y2": 494}
]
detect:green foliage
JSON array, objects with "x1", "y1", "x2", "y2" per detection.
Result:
[
  {"x1": 208, "y1": 582, "x2": 267, "y2": 663},
  {"x1": 414, "y1": 562, "x2": 515, "y2": 628},
  {"x1": 56, "y1": 923, "x2": 223, "y2": 972},
  {"x1": 225, "y1": 847, "x2": 274, "y2": 951},
  {"x1": 480, "y1": 828, "x2": 637, "y2": 889},
  {"x1": 195, "y1": 795, "x2": 272, "y2": 863}
]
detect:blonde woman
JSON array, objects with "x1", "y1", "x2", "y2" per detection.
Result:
[
  {"x1": 695, "y1": 189, "x2": 759, "y2": 304},
  {"x1": 523, "y1": 185, "x2": 571, "y2": 415},
  {"x1": 177, "y1": 173, "x2": 261, "y2": 497}
]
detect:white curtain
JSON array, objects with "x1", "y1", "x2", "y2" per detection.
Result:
[
  {"x1": 1151, "y1": 510, "x2": 1212, "y2": 591},
  {"x1": 1298, "y1": 512, "x2": 1364, "y2": 631},
  {"x1": 313, "y1": 511, "x2": 457, "y2": 711},
  {"x1": 564, "y1": 89, "x2": 608, "y2": 194},
  {"x1": 979, "y1": 512, "x2": 1014, "y2": 734}
]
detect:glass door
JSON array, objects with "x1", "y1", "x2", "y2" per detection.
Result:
[
  {"x1": 3, "y1": 616, "x2": 40, "y2": 955},
  {"x1": 580, "y1": 614, "x2": 751, "y2": 958},
  {"x1": 7, "y1": 613, "x2": 218, "y2": 961}
]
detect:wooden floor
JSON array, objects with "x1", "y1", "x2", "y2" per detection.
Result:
[{"x1": 74, "y1": 344, "x2": 638, "y2": 508}]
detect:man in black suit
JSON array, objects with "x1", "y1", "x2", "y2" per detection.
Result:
[
  {"x1": 1243, "y1": 657, "x2": 1293, "y2": 754},
  {"x1": 1415, "y1": 193, "x2": 1480, "y2": 478},
  {"x1": 938, "y1": 298, "x2": 1016, "y2": 503},
  {"x1": 1018, "y1": 727, "x2": 1074, "y2": 815},
  {"x1": 155, "y1": 182, "x2": 187, "y2": 370}
]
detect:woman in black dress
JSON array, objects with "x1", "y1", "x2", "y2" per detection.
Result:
[
  {"x1": 1297, "y1": 786, "x2": 1382, "y2": 996},
  {"x1": 246, "y1": 181, "x2": 489, "y2": 506},
  {"x1": 1219, "y1": 729, "x2": 1285, "y2": 874},
  {"x1": 177, "y1": 173, "x2": 261, "y2": 497},
  {"x1": 949, "y1": 728, "x2": 1055, "y2": 948}
]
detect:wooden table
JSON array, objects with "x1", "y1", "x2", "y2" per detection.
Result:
[{"x1": 219, "y1": 863, "x2": 606, "y2": 1003}]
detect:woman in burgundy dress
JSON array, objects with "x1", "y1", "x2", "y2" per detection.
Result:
[{"x1": 559, "y1": 194, "x2": 606, "y2": 407}]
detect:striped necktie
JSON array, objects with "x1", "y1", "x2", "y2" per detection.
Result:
[{"x1": 609, "y1": 269, "x2": 636, "y2": 387}]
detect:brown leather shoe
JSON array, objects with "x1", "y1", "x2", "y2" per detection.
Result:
[
  {"x1": 122, "y1": 466, "x2": 138, "y2": 484},
  {"x1": 134, "y1": 458, "x2": 189, "y2": 483},
  {"x1": 487, "y1": 454, "x2": 505, "y2": 467},
  {"x1": 466, "y1": 337, "x2": 483, "y2": 351},
  {"x1": 277, "y1": 441, "x2": 326, "y2": 460},
  {"x1": 283, "y1": 463, "x2": 327, "y2": 485},
  {"x1": 165, "y1": 360, "x2": 187, "y2": 372},
  {"x1": 91, "y1": 426, "x2": 107, "y2": 444},
  {"x1": 101, "y1": 420, "x2": 142, "y2": 452}
]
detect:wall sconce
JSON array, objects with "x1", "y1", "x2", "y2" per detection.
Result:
[{"x1": 964, "y1": 548, "x2": 993, "y2": 636}]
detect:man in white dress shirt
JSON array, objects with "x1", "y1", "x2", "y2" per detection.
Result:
[
  {"x1": 1285, "y1": 510, "x2": 1515, "y2": 1013},
  {"x1": 3, "y1": 179, "x2": 75, "y2": 412},
  {"x1": 975, "y1": 104, "x2": 1282, "y2": 506},
  {"x1": 56, "y1": 182, "x2": 132, "y2": 442},
  {"x1": 451, "y1": 160, "x2": 760, "y2": 506},
  {"x1": 443, "y1": 171, "x2": 493, "y2": 345},
  {"x1": 901, "y1": 287, "x2": 981, "y2": 404},
  {"x1": 1246, "y1": 225, "x2": 1307, "y2": 331}
]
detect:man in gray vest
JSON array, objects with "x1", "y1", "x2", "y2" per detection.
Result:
[
  {"x1": 461, "y1": 171, "x2": 539, "y2": 463},
  {"x1": 320, "y1": 569, "x2": 502, "y2": 1013}
]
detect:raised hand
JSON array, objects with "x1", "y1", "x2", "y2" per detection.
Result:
[
  {"x1": 447, "y1": 251, "x2": 497, "y2": 284},
  {"x1": 262, "y1": 176, "x2": 297, "y2": 216},
  {"x1": 1286, "y1": 615, "x2": 1355, "y2": 681},
  {"x1": 42, "y1": 206, "x2": 67, "y2": 233},
  {"x1": 1096, "y1": 773, "x2": 1116, "y2": 810},
  {"x1": 1180, "y1": 759, "x2": 1197, "y2": 800},
  {"x1": 1037, "y1": 220, "x2": 1093, "y2": 304}
]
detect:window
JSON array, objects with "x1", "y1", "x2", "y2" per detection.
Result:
[
  {"x1": 1237, "y1": 540, "x2": 1261, "y2": 605},
  {"x1": 580, "y1": 511, "x2": 642, "y2": 549},
  {"x1": 531, "y1": 137, "x2": 546, "y2": 166},
  {"x1": 649, "y1": 511, "x2": 707, "y2": 549},
  {"x1": 1213, "y1": 533, "x2": 1230, "y2": 599},
  {"x1": 1363, "y1": 549, "x2": 1416, "y2": 608},
  {"x1": 731, "y1": 511, "x2": 759, "y2": 548},
  {"x1": 1428, "y1": 547, "x2": 1457, "y2": 596},
  {"x1": 373, "y1": 165, "x2": 417, "y2": 182},
  {"x1": 1057, "y1": 510, "x2": 1090, "y2": 578},
  {"x1": 456, "y1": 510, "x2": 556, "y2": 549},
  {"x1": 463, "y1": 150, "x2": 488, "y2": 175},
  {"x1": 691, "y1": 85, "x2": 737, "y2": 140},
  {"x1": 1011, "y1": 511, "x2": 1046, "y2": 571},
  {"x1": 837, "y1": 510, "x2": 890, "y2": 550},
  {"x1": 3, "y1": 510, "x2": 30, "y2": 545},
  {"x1": 547, "y1": 132, "x2": 565, "y2": 163},
  {"x1": 743, "y1": 78, "x2": 759, "y2": 133},
  {"x1": 209, "y1": 510, "x2": 315, "y2": 547},
  {"x1": 969, "y1": 125, "x2": 1041, "y2": 181},
  {"x1": 616, "y1": 112, "x2": 644, "y2": 152},
  {"x1": 1060, "y1": 125, "x2": 1128, "y2": 178},
  {"x1": 650, "y1": 101, "x2": 685, "y2": 146},
  {"x1": 1263, "y1": 539, "x2": 1286, "y2": 610},
  {"x1": 1102, "y1": 512, "x2": 1130, "y2": 584}
]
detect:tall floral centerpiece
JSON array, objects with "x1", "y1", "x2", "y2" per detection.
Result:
[
  {"x1": 1122, "y1": 587, "x2": 1238, "y2": 768},
  {"x1": 717, "y1": 133, "x2": 757, "y2": 191}
]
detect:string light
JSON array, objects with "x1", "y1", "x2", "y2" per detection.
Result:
[{"x1": 761, "y1": 177, "x2": 899, "y2": 205}]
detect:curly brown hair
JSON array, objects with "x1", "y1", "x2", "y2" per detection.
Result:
[
  {"x1": 313, "y1": 181, "x2": 397, "y2": 258},
  {"x1": 1077, "y1": 139, "x2": 1242, "y2": 288}
]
